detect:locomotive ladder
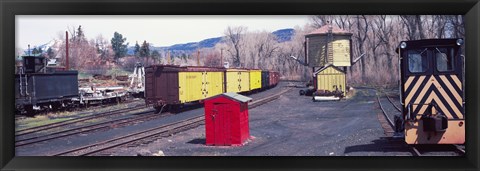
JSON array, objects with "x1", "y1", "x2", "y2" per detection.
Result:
[
  {"x1": 19, "y1": 67, "x2": 29, "y2": 96},
  {"x1": 327, "y1": 25, "x2": 334, "y2": 64}
]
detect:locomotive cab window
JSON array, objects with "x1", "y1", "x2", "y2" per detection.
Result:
[
  {"x1": 408, "y1": 48, "x2": 428, "y2": 73},
  {"x1": 435, "y1": 47, "x2": 454, "y2": 72}
]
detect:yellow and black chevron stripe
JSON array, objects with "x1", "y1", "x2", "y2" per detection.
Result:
[{"x1": 404, "y1": 74, "x2": 464, "y2": 120}]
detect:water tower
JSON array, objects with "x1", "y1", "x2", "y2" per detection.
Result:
[{"x1": 304, "y1": 24, "x2": 353, "y2": 100}]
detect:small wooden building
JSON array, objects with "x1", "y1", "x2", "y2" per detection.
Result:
[
  {"x1": 314, "y1": 64, "x2": 346, "y2": 98},
  {"x1": 305, "y1": 24, "x2": 353, "y2": 67},
  {"x1": 203, "y1": 92, "x2": 252, "y2": 146}
]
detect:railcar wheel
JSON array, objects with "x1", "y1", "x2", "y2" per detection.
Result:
[
  {"x1": 154, "y1": 107, "x2": 162, "y2": 114},
  {"x1": 299, "y1": 90, "x2": 306, "y2": 96},
  {"x1": 24, "y1": 105, "x2": 35, "y2": 117}
]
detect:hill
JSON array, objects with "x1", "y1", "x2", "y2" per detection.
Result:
[{"x1": 127, "y1": 28, "x2": 295, "y2": 55}]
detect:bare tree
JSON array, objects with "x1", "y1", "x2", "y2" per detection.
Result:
[{"x1": 224, "y1": 26, "x2": 247, "y2": 67}]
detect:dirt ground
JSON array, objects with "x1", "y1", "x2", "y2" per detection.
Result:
[{"x1": 110, "y1": 87, "x2": 413, "y2": 156}]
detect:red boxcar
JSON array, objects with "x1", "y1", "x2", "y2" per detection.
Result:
[
  {"x1": 203, "y1": 92, "x2": 252, "y2": 146},
  {"x1": 269, "y1": 71, "x2": 275, "y2": 87}
]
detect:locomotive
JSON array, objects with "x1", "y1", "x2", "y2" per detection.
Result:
[
  {"x1": 15, "y1": 56, "x2": 129, "y2": 116},
  {"x1": 395, "y1": 38, "x2": 465, "y2": 144},
  {"x1": 15, "y1": 56, "x2": 79, "y2": 115}
]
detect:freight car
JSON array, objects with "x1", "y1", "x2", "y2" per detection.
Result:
[
  {"x1": 15, "y1": 56, "x2": 130, "y2": 116},
  {"x1": 15, "y1": 56, "x2": 79, "y2": 115},
  {"x1": 249, "y1": 69, "x2": 262, "y2": 91},
  {"x1": 394, "y1": 38, "x2": 465, "y2": 144},
  {"x1": 225, "y1": 68, "x2": 250, "y2": 93},
  {"x1": 145, "y1": 65, "x2": 279, "y2": 113},
  {"x1": 261, "y1": 71, "x2": 270, "y2": 89}
]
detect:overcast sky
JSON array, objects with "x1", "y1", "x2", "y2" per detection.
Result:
[{"x1": 16, "y1": 15, "x2": 311, "y2": 50}]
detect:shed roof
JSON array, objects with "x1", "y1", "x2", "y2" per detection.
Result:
[
  {"x1": 205, "y1": 92, "x2": 253, "y2": 103},
  {"x1": 307, "y1": 24, "x2": 352, "y2": 36},
  {"x1": 313, "y1": 64, "x2": 345, "y2": 75}
]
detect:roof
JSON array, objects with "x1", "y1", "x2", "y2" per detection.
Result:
[
  {"x1": 395, "y1": 38, "x2": 461, "y2": 53},
  {"x1": 313, "y1": 64, "x2": 345, "y2": 75},
  {"x1": 307, "y1": 24, "x2": 352, "y2": 36},
  {"x1": 205, "y1": 92, "x2": 253, "y2": 103}
]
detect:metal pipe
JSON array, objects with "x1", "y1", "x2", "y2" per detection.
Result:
[
  {"x1": 196, "y1": 50, "x2": 200, "y2": 66},
  {"x1": 66, "y1": 31, "x2": 69, "y2": 70},
  {"x1": 220, "y1": 49, "x2": 223, "y2": 67}
]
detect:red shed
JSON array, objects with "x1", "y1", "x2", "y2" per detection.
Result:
[{"x1": 203, "y1": 92, "x2": 252, "y2": 146}]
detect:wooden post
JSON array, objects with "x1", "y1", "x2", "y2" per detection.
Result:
[
  {"x1": 220, "y1": 48, "x2": 223, "y2": 67},
  {"x1": 167, "y1": 51, "x2": 171, "y2": 64},
  {"x1": 196, "y1": 50, "x2": 200, "y2": 66}
]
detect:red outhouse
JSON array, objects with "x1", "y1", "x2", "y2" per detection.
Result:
[{"x1": 203, "y1": 92, "x2": 252, "y2": 146}]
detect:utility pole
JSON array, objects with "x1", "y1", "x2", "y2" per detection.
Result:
[{"x1": 196, "y1": 50, "x2": 200, "y2": 66}]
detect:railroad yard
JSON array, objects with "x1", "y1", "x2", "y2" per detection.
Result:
[
  {"x1": 13, "y1": 16, "x2": 467, "y2": 158},
  {"x1": 14, "y1": 81, "x2": 464, "y2": 156}
]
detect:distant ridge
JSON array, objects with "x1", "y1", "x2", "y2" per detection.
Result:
[{"x1": 127, "y1": 28, "x2": 295, "y2": 54}]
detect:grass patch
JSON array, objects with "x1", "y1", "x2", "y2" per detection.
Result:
[
  {"x1": 16, "y1": 116, "x2": 73, "y2": 131},
  {"x1": 78, "y1": 72, "x2": 93, "y2": 79},
  {"x1": 106, "y1": 67, "x2": 131, "y2": 76}
]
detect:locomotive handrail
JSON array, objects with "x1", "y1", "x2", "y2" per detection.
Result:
[{"x1": 461, "y1": 55, "x2": 465, "y2": 106}]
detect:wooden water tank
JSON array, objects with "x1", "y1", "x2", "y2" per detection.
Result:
[{"x1": 305, "y1": 24, "x2": 353, "y2": 67}]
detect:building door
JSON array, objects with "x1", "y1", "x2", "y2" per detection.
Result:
[{"x1": 212, "y1": 102, "x2": 231, "y2": 145}]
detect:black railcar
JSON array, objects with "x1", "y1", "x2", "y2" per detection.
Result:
[
  {"x1": 15, "y1": 56, "x2": 79, "y2": 115},
  {"x1": 261, "y1": 71, "x2": 270, "y2": 89}
]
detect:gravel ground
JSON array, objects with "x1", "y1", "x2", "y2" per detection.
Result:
[
  {"x1": 15, "y1": 82, "x2": 290, "y2": 156},
  {"x1": 109, "y1": 87, "x2": 413, "y2": 156}
]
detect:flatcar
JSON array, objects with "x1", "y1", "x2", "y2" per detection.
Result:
[
  {"x1": 145, "y1": 65, "x2": 279, "y2": 113},
  {"x1": 395, "y1": 38, "x2": 464, "y2": 144},
  {"x1": 15, "y1": 56, "x2": 79, "y2": 115}
]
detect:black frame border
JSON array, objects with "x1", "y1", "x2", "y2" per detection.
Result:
[{"x1": 1, "y1": 0, "x2": 479, "y2": 170}]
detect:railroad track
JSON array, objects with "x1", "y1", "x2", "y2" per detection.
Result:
[
  {"x1": 15, "y1": 109, "x2": 167, "y2": 147},
  {"x1": 15, "y1": 103, "x2": 146, "y2": 136},
  {"x1": 52, "y1": 87, "x2": 292, "y2": 156},
  {"x1": 376, "y1": 90, "x2": 465, "y2": 156}
]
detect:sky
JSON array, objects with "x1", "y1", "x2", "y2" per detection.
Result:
[{"x1": 16, "y1": 15, "x2": 311, "y2": 50}]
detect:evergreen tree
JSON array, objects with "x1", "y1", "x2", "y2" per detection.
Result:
[
  {"x1": 110, "y1": 32, "x2": 129, "y2": 61},
  {"x1": 47, "y1": 47, "x2": 55, "y2": 58},
  {"x1": 75, "y1": 25, "x2": 86, "y2": 43},
  {"x1": 134, "y1": 41, "x2": 140, "y2": 57},
  {"x1": 151, "y1": 50, "x2": 161, "y2": 64},
  {"x1": 139, "y1": 40, "x2": 150, "y2": 58},
  {"x1": 32, "y1": 47, "x2": 39, "y2": 55}
]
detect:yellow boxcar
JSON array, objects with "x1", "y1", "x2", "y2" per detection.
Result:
[
  {"x1": 316, "y1": 65, "x2": 346, "y2": 97},
  {"x1": 226, "y1": 69, "x2": 250, "y2": 93},
  {"x1": 178, "y1": 67, "x2": 225, "y2": 103},
  {"x1": 249, "y1": 69, "x2": 262, "y2": 90}
]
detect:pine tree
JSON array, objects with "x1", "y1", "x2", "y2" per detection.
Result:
[
  {"x1": 134, "y1": 41, "x2": 140, "y2": 57},
  {"x1": 110, "y1": 32, "x2": 129, "y2": 62},
  {"x1": 47, "y1": 47, "x2": 55, "y2": 58},
  {"x1": 151, "y1": 50, "x2": 160, "y2": 64},
  {"x1": 139, "y1": 40, "x2": 150, "y2": 58},
  {"x1": 32, "y1": 47, "x2": 39, "y2": 55},
  {"x1": 75, "y1": 25, "x2": 86, "y2": 43}
]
